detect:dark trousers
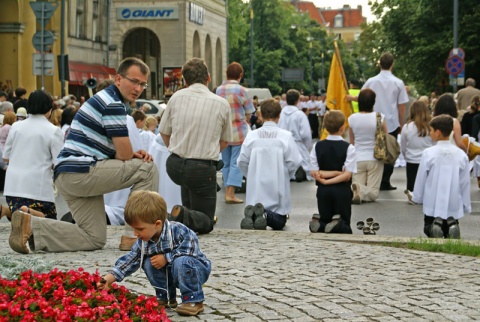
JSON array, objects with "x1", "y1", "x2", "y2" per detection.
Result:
[
  {"x1": 166, "y1": 154, "x2": 217, "y2": 234},
  {"x1": 406, "y1": 162, "x2": 420, "y2": 192},
  {"x1": 308, "y1": 113, "x2": 319, "y2": 139},
  {"x1": 265, "y1": 209, "x2": 287, "y2": 230},
  {"x1": 316, "y1": 184, "x2": 352, "y2": 234},
  {"x1": 381, "y1": 127, "x2": 400, "y2": 187},
  {"x1": 424, "y1": 215, "x2": 459, "y2": 238}
]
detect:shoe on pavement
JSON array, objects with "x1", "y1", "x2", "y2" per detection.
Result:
[
  {"x1": 404, "y1": 190, "x2": 415, "y2": 204},
  {"x1": 176, "y1": 302, "x2": 204, "y2": 316},
  {"x1": 309, "y1": 213, "x2": 320, "y2": 232},
  {"x1": 446, "y1": 216, "x2": 460, "y2": 239},
  {"x1": 430, "y1": 217, "x2": 444, "y2": 238},
  {"x1": 380, "y1": 184, "x2": 397, "y2": 191},
  {"x1": 158, "y1": 299, "x2": 178, "y2": 309},
  {"x1": 253, "y1": 203, "x2": 267, "y2": 230},
  {"x1": 462, "y1": 136, "x2": 480, "y2": 161},
  {"x1": 119, "y1": 235, "x2": 138, "y2": 251},
  {"x1": 240, "y1": 205, "x2": 254, "y2": 230},
  {"x1": 9, "y1": 211, "x2": 32, "y2": 254},
  {"x1": 351, "y1": 182, "x2": 361, "y2": 204},
  {"x1": 325, "y1": 214, "x2": 341, "y2": 233}
]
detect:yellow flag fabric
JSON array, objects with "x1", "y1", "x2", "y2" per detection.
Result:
[{"x1": 320, "y1": 52, "x2": 352, "y2": 140}]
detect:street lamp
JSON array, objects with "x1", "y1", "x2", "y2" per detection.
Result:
[
  {"x1": 249, "y1": 4, "x2": 254, "y2": 87},
  {"x1": 307, "y1": 36, "x2": 325, "y2": 94}
]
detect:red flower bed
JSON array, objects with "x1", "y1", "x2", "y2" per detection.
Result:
[{"x1": 0, "y1": 268, "x2": 170, "y2": 321}]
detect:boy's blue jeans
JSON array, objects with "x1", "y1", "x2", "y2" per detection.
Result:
[{"x1": 143, "y1": 255, "x2": 211, "y2": 303}]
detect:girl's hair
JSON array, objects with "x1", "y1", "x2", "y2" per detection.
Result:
[
  {"x1": 49, "y1": 108, "x2": 63, "y2": 126},
  {"x1": 407, "y1": 100, "x2": 431, "y2": 137},
  {"x1": 27, "y1": 90, "x2": 53, "y2": 115},
  {"x1": 61, "y1": 106, "x2": 77, "y2": 127},
  {"x1": 143, "y1": 116, "x2": 158, "y2": 131},
  {"x1": 2, "y1": 111, "x2": 16, "y2": 126},
  {"x1": 433, "y1": 93, "x2": 457, "y2": 118}
]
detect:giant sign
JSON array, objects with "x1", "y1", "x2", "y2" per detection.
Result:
[{"x1": 117, "y1": 7, "x2": 179, "y2": 20}]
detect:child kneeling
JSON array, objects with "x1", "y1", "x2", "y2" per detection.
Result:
[
  {"x1": 309, "y1": 110, "x2": 357, "y2": 233},
  {"x1": 98, "y1": 191, "x2": 211, "y2": 316},
  {"x1": 411, "y1": 115, "x2": 471, "y2": 238}
]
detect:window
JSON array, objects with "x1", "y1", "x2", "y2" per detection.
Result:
[
  {"x1": 334, "y1": 14, "x2": 343, "y2": 28},
  {"x1": 75, "y1": 0, "x2": 86, "y2": 38}
]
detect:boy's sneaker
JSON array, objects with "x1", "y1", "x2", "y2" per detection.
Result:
[
  {"x1": 309, "y1": 213, "x2": 321, "y2": 232},
  {"x1": 325, "y1": 214, "x2": 341, "y2": 233},
  {"x1": 447, "y1": 216, "x2": 461, "y2": 239},
  {"x1": 240, "y1": 205, "x2": 255, "y2": 230},
  {"x1": 404, "y1": 190, "x2": 415, "y2": 205},
  {"x1": 158, "y1": 299, "x2": 178, "y2": 308},
  {"x1": 430, "y1": 217, "x2": 444, "y2": 238},
  {"x1": 351, "y1": 183, "x2": 361, "y2": 204},
  {"x1": 176, "y1": 302, "x2": 204, "y2": 316},
  {"x1": 253, "y1": 203, "x2": 267, "y2": 230}
]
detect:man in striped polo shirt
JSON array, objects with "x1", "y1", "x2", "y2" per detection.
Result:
[
  {"x1": 159, "y1": 58, "x2": 232, "y2": 234},
  {"x1": 8, "y1": 57, "x2": 159, "y2": 254}
]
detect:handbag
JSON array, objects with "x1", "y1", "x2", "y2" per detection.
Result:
[{"x1": 374, "y1": 113, "x2": 400, "y2": 165}]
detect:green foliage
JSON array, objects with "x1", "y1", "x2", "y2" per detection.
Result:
[{"x1": 383, "y1": 238, "x2": 480, "y2": 258}]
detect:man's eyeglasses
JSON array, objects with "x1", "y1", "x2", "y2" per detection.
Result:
[{"x1": 121, "y1": 75, "x2": 148, "y2": 89}]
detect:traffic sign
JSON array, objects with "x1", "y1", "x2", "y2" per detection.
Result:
[
  {"x1": 33, "y1": 53, "x2": 54, "y2": 76},
  {"x1": 449, "y1": 48, "x2": 465, "y2": 86},
  {"x1": 445, "y1": 55, "x2": 464, "y2": 76},
  {"x1": 30, "y1": 2, "x2": 58, "y2": 28},
  {"x1": 32, "y1": 31, "x2": 54, "y2": 52},
  {"x1": 449, "y1": 47, "x2": 465, "y2": 59}
]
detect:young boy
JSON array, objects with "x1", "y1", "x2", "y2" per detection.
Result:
[
  {"x1": 309, "y1": 110, "x2": 357, "y2": 233},
  {"x1": 237, "y1": 98, "x2": 302, "y2": 230},
  {"x1": 98, "y1": 191, "x2": 211, "y2": 316},
  {"x1": 411, "y1": 114, "x2": 471, "y2": 238}
]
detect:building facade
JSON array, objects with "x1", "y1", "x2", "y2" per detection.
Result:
[{"x1": 0, "y1": 0, "x2": 227, "y2": 99}]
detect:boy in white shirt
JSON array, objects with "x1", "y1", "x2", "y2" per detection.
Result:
[{"x1": 412, "y1": 114, "x2": 471, "y2": 238}]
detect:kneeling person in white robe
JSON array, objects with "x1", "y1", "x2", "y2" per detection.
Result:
[{"x1": 237, "y1": 99, "x2": 302, "y2": 230}]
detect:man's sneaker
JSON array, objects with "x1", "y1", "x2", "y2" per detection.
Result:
[
  {"x1": 462, "y1": 135, "x2": 480, "y2": 161},
  {"x1": 309, "y1": 213, "x2": 321, "y2": 232},
  {"x1": 325, "y1": 214, "x2": 341, "y2": 233},
  {"x1": 240, "y1": 205, "x2": 254, "y2": 230},
  {"x1": 253, "y1": 203, "x2": 267, "y2": 230},
  {"x1": 404, "y1": 190, "x2": 415, "y2": 205},
  {"x1": 447, "y1": 216, "x2": 461, "y2": 239},
  {"x1": 351, "y1": 182, "x2": 361, "y2": 204},
  {"x1": 119, "y1": 235, "x2": 137, "y2": 251},
  {"x1": 169, "y1": 205, "x2": 185, "y2": 223},
  {"x1": 176, "y1": 302, "x2": 204, "y2": 316},
  {"x1": 158, "y1": 299, "x2": 178, "y2": 309},
  {"x1": 430, "y1": 217, "x2": 444, "y2": 238}
]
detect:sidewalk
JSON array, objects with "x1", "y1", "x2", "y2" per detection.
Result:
[{"x1": 1, "y1": 223, "x2": 480, "y2": 321}]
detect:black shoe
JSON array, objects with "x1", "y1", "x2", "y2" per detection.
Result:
[
  {"x1": 169, "y1": 205, "x2": 184, "y2": 223},
  {"x1": 380, "y1": 184, "x2": 397, "y2": 191},
  {"x1": 60, "y1": 212, "x2": 75, "y2": 224},
  {"x1": 295, "y1": 167, "x2": 306, "y2": 182}
]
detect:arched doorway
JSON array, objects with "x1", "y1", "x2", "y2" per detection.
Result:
[
  {"x1": 205, "y1": 35, "x2": 212, "y2": 90},
  {"x1": 215, "y1": 38, "x2": 223, "y2": 89},
  {"x1": 123, "y1": 28, "x2": 160, "y2": 99},
  {"x1": 193, "y1": 31, "x2": 201, "y2": 58}
]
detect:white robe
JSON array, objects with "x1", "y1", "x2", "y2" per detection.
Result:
[
  {"x1": 237, "y1": 121, "x2": 302, "y2": 215},
  {"x1": 139, "y1": 129, "x2": 156, "y2": 151},
  {"x1": 104, "y1": 115, "x2": 144, "y2": 225},
  {"x1": 278, "y1": 105, "x2": 313, "y2": 179},
  {"x1": 148, "y1": 135, "x2": 182, "y2": 213},
  {"x1": 412, "y1": 141, "x2": 471, "y2": 220}
]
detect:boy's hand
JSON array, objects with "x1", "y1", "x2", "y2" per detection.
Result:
[
  {"x1": 151, "y1": 254, "x2": 167, "y2": 269},
  {"x1": 97, "y1": 273, "x2": 116, "y2": 291}
]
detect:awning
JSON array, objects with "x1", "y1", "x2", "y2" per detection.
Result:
[{"x1": 68, "y1": 61, "x2": 117, "y2": 86}]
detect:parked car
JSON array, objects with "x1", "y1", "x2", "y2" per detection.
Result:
[{"x1": 135, "y1": 99, "x2": 166, "y2": 116}]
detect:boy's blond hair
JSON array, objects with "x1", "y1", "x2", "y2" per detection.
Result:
[
  {"x1": 124, "y1": 191, "x2": 167, "y2": 224},
  {"x1": 144, "y1": 115, "x2": 158, "y2": 130},
  {"x1": 323, "y1": 110, "x2": 345, "y2": 134}
]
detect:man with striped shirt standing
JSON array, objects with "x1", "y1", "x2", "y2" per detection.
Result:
[
  {"x1": 8, "y1": 57, "x2": 159, "y2": 254},
  {"x1": 160, "y1": 58, "x2": 232, "y2": 234}
]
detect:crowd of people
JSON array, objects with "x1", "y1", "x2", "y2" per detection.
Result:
[{"x1": 1, "y1": 52, "x2": 480, "y2": 316}]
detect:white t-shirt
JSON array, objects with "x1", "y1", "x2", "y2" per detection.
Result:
[
  {"x1": 400, "y1": 122, "x2": 433, "y2": 163},
  {"x1": 348, "y1": 112, "x2": 385, "y2": 162}
]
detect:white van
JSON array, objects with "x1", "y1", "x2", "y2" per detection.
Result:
[{"x1": 245, "y1": 88, "x2": 272, "y2": 102}]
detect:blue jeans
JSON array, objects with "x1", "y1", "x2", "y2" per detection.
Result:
[
  {"x1": 221, "y1": 145, "x2": 243, "y2": 187},
  {"x1": 143, "y1": 256, "x2": 211, "y2": 303}
]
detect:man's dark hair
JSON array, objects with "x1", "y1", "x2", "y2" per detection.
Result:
[
  {"x1": 0, "y1": 91, "x2": 7, "y2": 99},
  {"x1": 117, "y1": 57, "x2": 150, "y2": 77},
  {"x1": 182, "y1": 58, "x2": 209, "y2": 86},
  {"x1": 131, "y1": 109, "x2": 146, "y2": 122},
  {"x1": 226, "y1": 62, "x2": 243, "y2": 80},
  {"x1": 27, "y1": 90, "x2": 53, "y2": 115},
  {"x1": 260, "y1": 98, "x2": 281, "y2": 120},
  {"x1": 379, "y1": 52, "x2": 394, "y2": 70},
  {"x1": 433, "y1": 93, "x2": 457, "y2": 118},
  {"x1": 358, "y1": 88, "x2": 376, "y2": 112},
  {"x1": 286, "y1": 89, "x2": 300, "y2": 105},
  {"x1": 61, "y1": 106, "x2": 77, "y2": 127},
  {"x1": 96, "y1": 79, "x2": 114, "y2": 92},
  {"x1": 15, "y1": 87, "x2": 27, "y2": 98},
  {"x1": 430, "y1": 114, "x2": 453, "y2": 137}
]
